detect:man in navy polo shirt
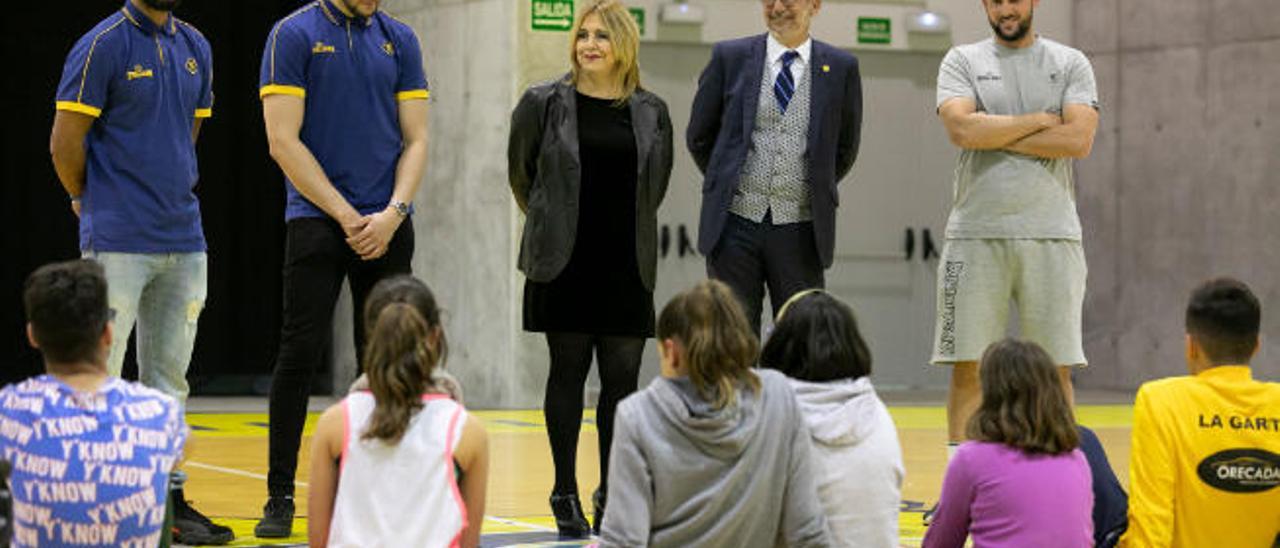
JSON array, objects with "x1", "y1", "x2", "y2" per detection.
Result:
[
  {"x1": 48, "y1": 0, "x2": 232, "y2": 544},
  {"x1": 254, "y1": 0, "x2": 430, "y2": 537}
]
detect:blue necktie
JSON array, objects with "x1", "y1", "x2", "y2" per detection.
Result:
[{"x1": 773, "y1": 50, "x2": 800, "y2": 113}]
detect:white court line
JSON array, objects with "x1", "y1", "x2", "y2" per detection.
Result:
[
  {"x1": 186, "y1": 461, "x2": 310, "y2": 488},
  {"x1": 187, "y1": 460, "x2": 556, "y2": 533},
  {"x1": 484, "y1": 515, "x2": 557, "y2": 533}
]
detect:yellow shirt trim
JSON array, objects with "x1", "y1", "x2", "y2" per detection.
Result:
[
  {"x1": 195, "y1": 108, "x2": 213, "y2": 118},
  {"x1": 260, "y1": 85, "x2": 306, "y2": 99},
  {"x1": 56, "y1": 101, "x2": 103, "y2": 118},
  {"x1": 1195, "y1": 365, "x2": 1252, "y2": 382},
  {"x1": 396, "y1": 89, "x2": 429, "y2": 101}
]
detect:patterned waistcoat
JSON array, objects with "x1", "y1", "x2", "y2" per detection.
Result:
[{"x1": 730, "y1": 62, "x2": 813, "y2": 224}]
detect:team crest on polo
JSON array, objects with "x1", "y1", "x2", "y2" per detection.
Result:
[
  {"x1": 1197, "y1": 448, "x2": 1280, "y2": 493},
  {"x1": 382, "y1": 41, "x2": 394, "y2": 55},
  {"x1": 126, "y1": 64, "x2": 154, "y2": 80},
  {"x1": 185, "y1": 57, "x2": 198, "y2": 75}
]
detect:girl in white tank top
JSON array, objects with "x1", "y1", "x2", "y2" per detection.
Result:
[{"x1": 306, "y1": 276, "x2": 489, "y2": 548}]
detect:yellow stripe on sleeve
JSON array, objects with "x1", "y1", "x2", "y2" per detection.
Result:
[
  {"x1": 396, "y1": 89, "x2": 429, "y2": 101},
  {"x1": 259, "y1": 85, "x2": 306, "y2": 99},
  {"x1": 194, "y1": 108, "x2": 213, "y2": 118},
  {"x1": 268, "y1": 4, "x2": 318, "y2": 84},
  {"x1": 76, "y1": 16, "x2": 129, "y2": 104},
  {"x1": 56, "y1": 101, "x2": 103, "y2": 118}
]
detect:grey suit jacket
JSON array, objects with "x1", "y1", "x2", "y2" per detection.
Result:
[{"x1": 507, "y1": 75, "x2": 674, "y2": 291}]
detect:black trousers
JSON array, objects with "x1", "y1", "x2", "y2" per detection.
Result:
[
  {"x1": 707, "y1": 213, "x2": 824, "y2": 337},
  {"x1": 543, "y1": 332, "x2": 644, "y2": 496},
  {"x1": 267, "y1": 217, "x2": 414, "y2": 497}
]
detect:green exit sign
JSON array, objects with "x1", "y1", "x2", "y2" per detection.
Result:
[
  {"x1": 857, "y1": 16, "x2": 892, "y2": 44},
  {"x1": 629, "y1": 7, "x2": 646, "y2": 36},
  {"x1": 532, "y1": 0, "x2": 574, "y2": 31}
]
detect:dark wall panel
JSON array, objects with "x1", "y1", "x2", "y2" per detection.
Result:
[{"x1": 1, "y1": 1, "x2": 319, "y2": 394}]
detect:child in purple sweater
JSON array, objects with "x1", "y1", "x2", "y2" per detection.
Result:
[{"x1": 923, "y1": 339, "x2": 1093, "y2": 548}]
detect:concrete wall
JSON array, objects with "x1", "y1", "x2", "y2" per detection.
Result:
[
  {"x1": 330, "y1": 0, "x2": 536, "y2": 406},
  {"x1": 1073, "y1": 0, "x2": 1280, "y2": 389}
]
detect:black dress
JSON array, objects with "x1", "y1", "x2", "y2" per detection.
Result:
[{"x1": 523, "y1": 93, "x2": 655, "y2": 337}]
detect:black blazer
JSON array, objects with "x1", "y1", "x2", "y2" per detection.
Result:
[
  {"x1": 686, "y1": 34, "x2": 862, "y2": 268},
  {"x1": 508, "y1": 75, "x2": 674, "y2": 291}
]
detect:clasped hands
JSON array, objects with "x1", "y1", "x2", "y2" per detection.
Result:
[{"x1": 343, "y1": 207, "x2": 402, "y2": 261}]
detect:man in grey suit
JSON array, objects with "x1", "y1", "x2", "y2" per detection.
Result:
[{"x1": 687, "y1": 0, "x2": 862, "y2": 335}]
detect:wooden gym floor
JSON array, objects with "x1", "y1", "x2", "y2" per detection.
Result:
[{"x1": 177, "y1": 401, "x2": 1136, "y2": 547}]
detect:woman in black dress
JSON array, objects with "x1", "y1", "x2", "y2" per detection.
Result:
[{"x1": 507, "y1": 0, "x2": 672, "y2": 538}]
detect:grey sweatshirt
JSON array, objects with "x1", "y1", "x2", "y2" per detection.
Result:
[
  {"x1": 600, "y1": 369, "x2": 832, "y2": 548},
  {"x1": 790, "y1": 377, "x2": 904, "y2": 548}
]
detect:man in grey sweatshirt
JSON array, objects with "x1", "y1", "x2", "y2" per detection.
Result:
[{"x1": 600, "y1": 368, "x2": 832, "y2": 547}]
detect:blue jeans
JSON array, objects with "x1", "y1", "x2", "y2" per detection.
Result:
[{"x1": 83, "y1": 251, "x2": 208, "y2": 405}]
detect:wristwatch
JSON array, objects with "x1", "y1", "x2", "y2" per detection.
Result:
[{"x1": 390, "y1": 200, "x2": 411, "y2": 217}]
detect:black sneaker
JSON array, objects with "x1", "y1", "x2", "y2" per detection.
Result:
[
  {"x1": 253, "y1": 496, "x2": 295, "y2": 538},
  {"x1": 171, "y1": 490, "x2": 234, "y2": 545},
  {"x1": 922, "y1": 502, "x2": 938, "y2": 526}
]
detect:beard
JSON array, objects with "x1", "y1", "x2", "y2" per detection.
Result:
[
  {"x1": 341, "y1": 0, "x2": 378, "y2": 16},
  {"x1": 142, "y1": 0, "x2": 182, "y2": 11},
  {"x1": 989, "y1": 9, "x2": 1033, "y2": 42}
]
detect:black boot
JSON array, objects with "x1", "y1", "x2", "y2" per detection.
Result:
[
  {"x1": 591, "y1": 487, "x2": 606, "y2": 535},
  {"x1": 549, "y1": 491, "x2": 590, "y2": 538}
]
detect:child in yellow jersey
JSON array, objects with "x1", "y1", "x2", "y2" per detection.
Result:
[{"x1": 1122, "y1": 278, "x2": 1280, "y2": 548}]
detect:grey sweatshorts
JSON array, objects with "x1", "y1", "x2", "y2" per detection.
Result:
[{"x1": 930, "y1": 239, "x2": 1087, "y2": 366}]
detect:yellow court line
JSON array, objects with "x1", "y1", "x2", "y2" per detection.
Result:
[
  {"x1": 186, "y1": 405, "x2": 1132, "y2": 438},
  {"x1": 214, "y1": 518, "x2": 308, "y2": 546},
  {"x1": 195, "y1": 508, "x2": 570, "y2": 543},
  {"x1": 886, "y1": 405, "x2": 1134, "y2": 430},
  {"x1": 1075, "y1": 405, "x2": 1135, "y2": 428}
]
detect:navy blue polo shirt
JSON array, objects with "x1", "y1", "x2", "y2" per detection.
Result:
[
  {"x1": 259, "y1": 0, "x2": 429, "y2": 221},
  {"x1": 54, "y1": 1, "x2": 213, "y2": 253}
]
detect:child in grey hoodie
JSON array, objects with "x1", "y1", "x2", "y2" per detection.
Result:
[
  {"x1": 599, "y1": 280, "x2": 832, "y2": 548},
  {"x1": 762, "y1": 289, "x2": 904, "y2": 548}
]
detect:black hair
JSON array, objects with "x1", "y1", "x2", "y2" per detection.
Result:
[
  {"x1": 761, "y1": 290, "x2": 872, "y2": 382},
  {"x1": 23, "y1": 259, "x2": 111, "y2": 364},
  {"x1": 1185, "y1": 277, "x2": 1260, "y2": 365}
]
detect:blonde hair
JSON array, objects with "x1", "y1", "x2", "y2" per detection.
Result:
[
  {"x1": 657, "y1": 280, "x2": 761, "y2": 410},
  {"x1": 568, "y1": 0, "x2": 641, "y2": 102}
]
